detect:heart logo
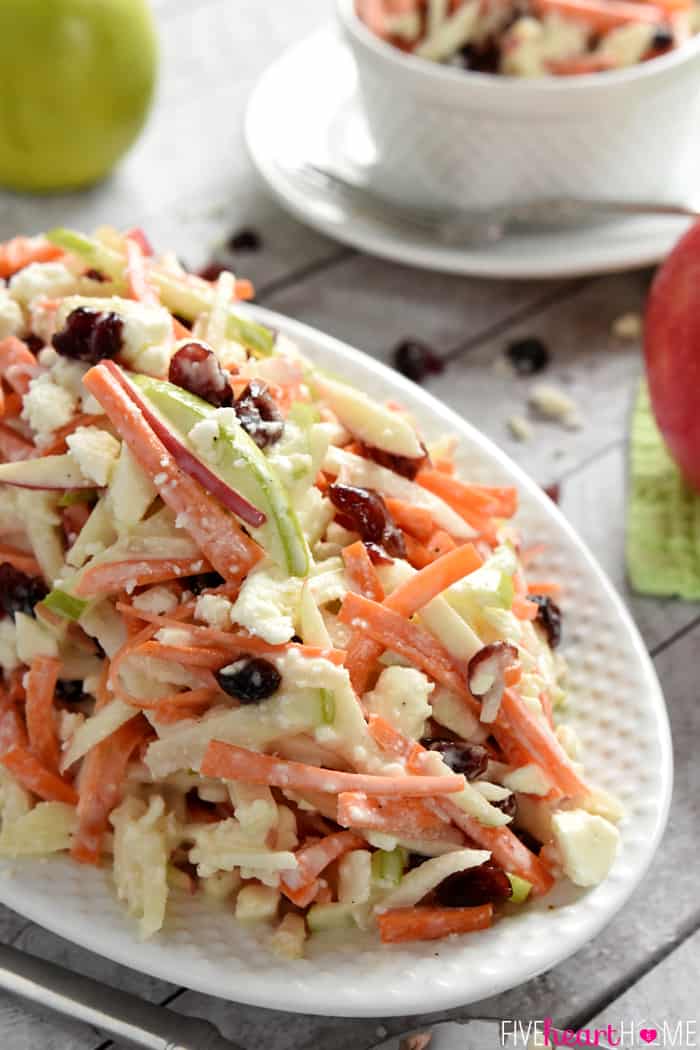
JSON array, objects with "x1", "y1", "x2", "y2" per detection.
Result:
[{"x1": 639, "y1": 1030, "x2": 658, "y2": 1044}]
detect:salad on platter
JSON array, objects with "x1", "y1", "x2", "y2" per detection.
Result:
[
  {"x1": 0, "y1": 228, "x2": 621, "y2": 957},
  {"x1": 356, "y1": 0, "x2": 700, "y2": 77}
]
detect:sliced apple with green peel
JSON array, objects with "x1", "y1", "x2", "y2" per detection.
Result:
[
  {"x1": 130, "y1": 373, "x2": 310, "y2": 577},
  {"x1": 313, "y1": 374, "x2": 423, "y2": 458},
  {"x1": 0, "y1": 453, "x2": 92, "y2": 490}
]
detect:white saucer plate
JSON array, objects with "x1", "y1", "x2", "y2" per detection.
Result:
[
  {"x1": 0, "y1": 305, "x2": 672, "y2": 1016},
  {"x1": 245, "y1": 28, "x2": 694, "y2": 280}
]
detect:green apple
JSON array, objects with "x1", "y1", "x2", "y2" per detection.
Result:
[
  {"x1": 131, "y1": 374, "x2": 311, "y2": 578},
  {"x1": 0, "y1": 0, "x2": 157, "y2": 192}
]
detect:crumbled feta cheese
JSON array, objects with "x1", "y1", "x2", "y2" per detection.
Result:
[
  {"x1": 194, "y1": 593, "x2": 233, "y2": 630},
  {"x1": 529, "y1": 383, "x2": 582, "y2": 429},
  {"x1": 551, "y1": 809, "x2": 620, "y2": 887},
  {"x1": 188, "y1": 417, "x2": 221, "y2": 464},
  {"x1": 503, "y1": 763, "x2": 553, "y2": 796},
  {"x1": 229, "y1": 565, "x2": 301, "y2": 645},
  {"x1": 0, "y1": 618, "x2": 19, "y2": 673},
  {"x1": 55, "y1": 296, "x2": 173, "y2": 376},
  {"x1": 9, "y1": 262, "x2": 77, "y2": 306},
  {"x1": 21, "y1": 372, "x2": 76, "y2": 444},
  {"x1": 507, "y1": 415, "x2": 533, "y2": 442},
  {"x1": 0, "y1": 288, "x2": 24, "y2": 339},
  {"x1": 132, "y1": 587, "x2": 179, "y2": 616},
  {"x1": 155, "y1": 627, "x2": 193, "y2": 647},
  {"x1": 611, "y1": 311, "x2": 643, "y2": 341},
  {"x1": 66, "y1": 426, "x2": 121, "y2": 486},
  {"x1": 363, "y1": 666, "x2": 434, "y2": 740}
]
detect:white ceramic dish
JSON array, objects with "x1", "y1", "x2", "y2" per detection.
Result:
[
  {"x1": 246, "y1": 28, "x2": 695, "y2": 280},
  {"x1": 0, "y1": 305, "x2": 672, "y2": 1017},
  {"x1": 339, "y1": 0, "x2": 700, "y2": 211}
]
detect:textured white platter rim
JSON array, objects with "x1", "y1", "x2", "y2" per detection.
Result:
[
  {"x1": 245, "y1": 27, "x2": 694, "y2": 280},
  {"x1": 0, "y1": 305, "x2": 672, "y2": 1017}
]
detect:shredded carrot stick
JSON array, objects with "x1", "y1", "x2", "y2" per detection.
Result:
[
  {"x1": 0, "y1": 421, "x2": 34, "y2": 462},
  {"x1": 0, "y1": 544, "x2": 42, "y2": 576},
  {"x1": 25, "y1": 656, "x2": 61, "y2": 773},
  {"x1": 340, "y1": 592, "x2": 479, "y2": 712},
  {"x1": 201, "y1": 740, "x2": 466, "y2": 797},
  {"x1": 534, "y1": 0, "x2": 663, "y2": 29},
  {"x1": 72, "y1": 714, "x2": 151, "y2": 864},
  {"x1": 135, "y1": 640, "x2": 228, "y2": 669},
  {"x1": 385, "y1": 500, "x2": 434, "y2": 542},
  {"x1": 116, "y1": 603, "x2": 347, "y2": 664},
  {"x1": 129, "y1": 686, "x2": 217, "y2": 712},
  {"x1": 386, "y1": 543, "x2": 482, "y2": 617},
  {"x1": 512, "y1": 595, "x2": 540, "y2": 621},
  {"x1": 233, "y1": 278, "x2": 255, "y2": 301},
  {"x1": 0, "y1": 746, "x2": 78, "y2": 805},
  {"x1": 83, "y1": 362, "x2": 262, "y2": 582},
  {"x1": 342, "y1": 541, "x2": 385, "y2": 602},
  {"x1": 500, "y1": 689, "x2": 587, "y2": 799},
  {"x1": 438, "y1": 799, "x2": 555, "y2": 896},
  {"x1": 377, "y1": 904, "x2": 493, "y2": 943},
  {"x1": 403, "y1": 533, "x2": 434, "y2": 569},
  {"x1": 0, "y1": 236, "x2": 63, "y2": 279},
  {"x1": 0, "y1": 337, "x2": 40, "y2": 396},
  {"x1": 75, "y1": 557, "x2": 213, "y2": 599},
  {"x1": 546, "y1": 54, "x2": 616, "y2": 74},
  {"x1": 123, "y1": 227, "x2": 153, "y2": 256},
  {"x1": 281, "y1": 830, "x2": 365, "y2": 907},
  {"x1": 367, "y1": 713, "x2": 423, "y2": 767},
  {"x1": 337, "y1": 792, "x2": 459, "y2": 840},
  {"x1": 527, "y1": 581, "x2": 562, "y2": 597},
  {"x1": 125, "y1": 236, "x2": 160, "y2": 306},
  {"x1": 0, "y1": 390, "x2": 23, "y2": 419},
  {"x1": 344, "y1": 544, "x2": 482, "y2": 693}
]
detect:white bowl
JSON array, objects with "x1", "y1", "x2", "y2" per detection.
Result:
[
  {"x1": 338, "y1": 0, "x2": 700, "y2": 209},
  {"x1": 0, "y1": 304, "x2": 672, "y2": 1016}
]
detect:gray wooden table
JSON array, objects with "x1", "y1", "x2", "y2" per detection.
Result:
[{"x1": 1, "y1": 2, "x2": 698, "y2": 1047}]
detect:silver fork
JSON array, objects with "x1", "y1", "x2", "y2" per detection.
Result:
[
  {"x1": 0, "y1": 939, "x2": 618, "y2": 1050},
  {"x1": 291, "y1": 161, "x2": 700, "y2": 246}
]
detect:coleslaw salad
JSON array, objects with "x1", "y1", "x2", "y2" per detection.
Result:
[{"x1": 0, "y1": 227, "x2": 622, "y2": 957}]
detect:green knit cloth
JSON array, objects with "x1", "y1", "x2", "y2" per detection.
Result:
[{"x1": 627, "y1": 383, "x2": 700, "y2": 599}]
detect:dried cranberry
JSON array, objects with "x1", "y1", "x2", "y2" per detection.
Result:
[
  {"x1": 528, "y1": 594, "x2": 562, "y2": 648},
  {"x1": 169, "y1": 342, "x2": 233, "y2": 408},
  {"x1": 215, "y1": 656, "x2": 281, "y2": 703},
  {"x1": 359, "y1": 442, "x2": 428, "y2": 481},
  {"x1": 461, "y1": 40, "x2": 501, "y2": 73},
  {"x1": 328, "y1": 483, "x2": 405, "y2": 559},
  {"x1": 0, "y1": 563, "x2": 48, "y2": 618},
  {"x1": 435, "y1": 862, "x2": 512, "y2": 908},
  {"x1": 227, "y1": 228, "x2": 262, "y2": 253},
  {"x1": 420, "y1": 739, "x2": 489, "y2": 780},
  {"x1": 543, "y1": 482, "x2": 561, "y2": 504},
  {"x1": 392, "y1": 340, "x2": 445, "y2": 383},
  {"x1": 24, "y1": 334, "x2": 44, "y2": 355},
  {"x1": 365, "y1": 542, "x2": 394, "y2": 565},
  {"x1": 506, "y1": 337, "x2": 549, "y2": 375},
  {"x1": 234, "y1": 379, "x2": 284, "y2": 449},
  {"x1": 52, "y1": 307, "x2": 123, "y2": 364},
  {"x1": 83, "y1": 268, "x2": 107, "y2": 282},
  {"x1": 187, "y1": 571, "x2": 225, "y2": 595},
  {"x1": 55, "y1": 680, "x2": 84, "y2": 704},
  {"x1": 197, "y1": 261, "x2": 227, "y2": 282},
  {"x1": 494, "y1": 793, "x2": 517, "y2": 821},
  {"x1": 651, "y1": 26, "x2": 674, "y2": 50},
  {"x1": 514, "y1": 828, "x2": 543, "y2": 855}
]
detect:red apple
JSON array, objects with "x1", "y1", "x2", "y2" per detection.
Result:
[
  {"x1": 645, "y1": 220, "x2": 700, "y2": 491},
  {"x1": 106, "y1": 362, "x2": 266, "y2": 529}
]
